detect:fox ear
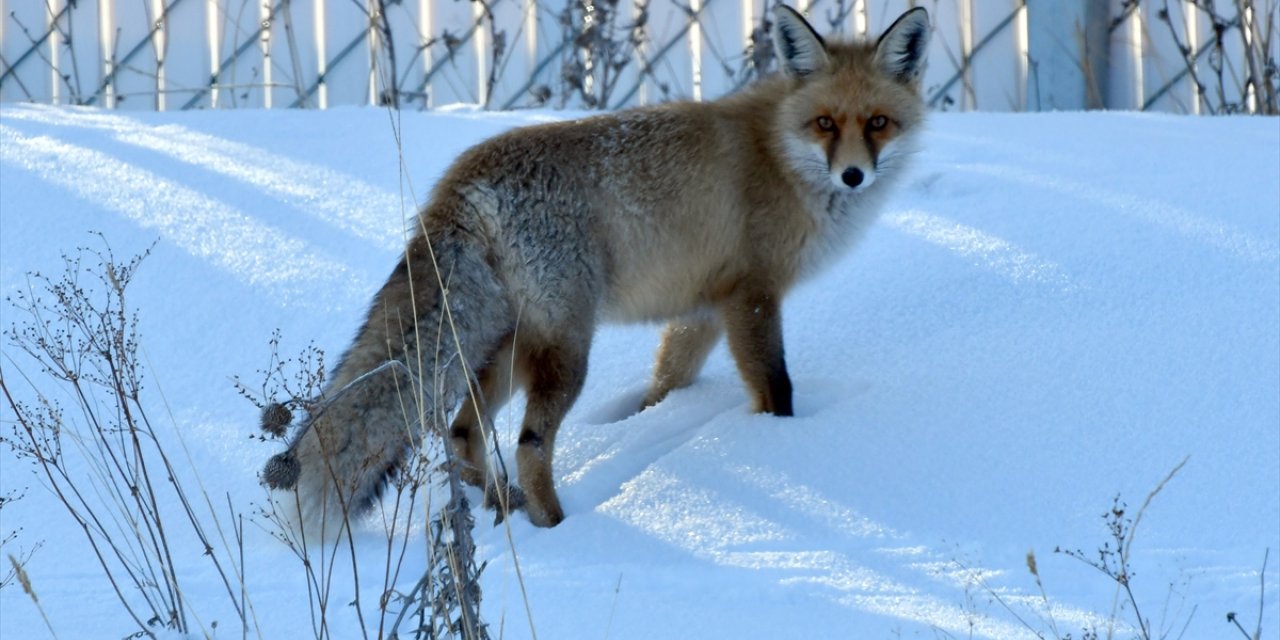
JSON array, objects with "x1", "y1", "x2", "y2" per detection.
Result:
[
  {"x1": 772, "y1": 5, "x2": 829, "y2": 78},
  {"x1": 875, "y1": 7, "x2": 930, "y2": 83}
]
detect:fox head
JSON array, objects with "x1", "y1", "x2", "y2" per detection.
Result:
[{"x1": 771, "y1": 6, "x2": 930, "y2": 194}]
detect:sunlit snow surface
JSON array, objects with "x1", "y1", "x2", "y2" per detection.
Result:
[{"x1": 1, "y1": 104, "x2": 1277, "y2": 639}]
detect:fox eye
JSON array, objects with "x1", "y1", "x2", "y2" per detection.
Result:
[
  {"x1": 816, "y1": 116, "x2": 837, "y2": 133},
  {"x1": 867, "y1": 115, "x2": 889, "y2": 131}
]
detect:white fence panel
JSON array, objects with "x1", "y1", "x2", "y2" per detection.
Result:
[{"x1": 1, "y1": 0, "x2": 1273, "y2": 113}]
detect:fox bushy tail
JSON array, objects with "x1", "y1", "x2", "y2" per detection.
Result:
[{"x1": 264, "y1": 212, "x2": 512, "y2": 536}]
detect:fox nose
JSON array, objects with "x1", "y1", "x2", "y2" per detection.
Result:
[{"x1": 841, "y1": 167, "x2": 864, "y2": 189}]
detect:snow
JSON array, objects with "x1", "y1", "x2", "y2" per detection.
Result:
[{"x1": 1, "y1": 103, "x2": 1277, "y2": 639}]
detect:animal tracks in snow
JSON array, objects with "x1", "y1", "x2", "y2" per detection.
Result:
[{"x1": 540, "y1": 383, "x2": 1103, "y2": 639}]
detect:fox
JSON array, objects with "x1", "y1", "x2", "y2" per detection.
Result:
[{"x1": 262, "y1": 5, "x2": 931, "y2": 531}]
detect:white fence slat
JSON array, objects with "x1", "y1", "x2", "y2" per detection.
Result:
[
  {"x1": 1183, "y1": 0, "x2": 1202, "y2": 113},
  {"x1": 1108, "y1": 0, "x2": 1144, "y2": 109},
  {"x1": 154, "y1": 0, "x2": 168, "y2": 109},
  {"x1": 97, "y1": 0, "x2": 115, "y2": 107},
  {"x1": 201, "y1": 0, "x2": 220, "y2": 109},
  {"x1": 262, "y1": 0, "x2": 274, "y2": 107},
  {"x1": 49, "y1": 0, "x2": 65, "y2": 104}
]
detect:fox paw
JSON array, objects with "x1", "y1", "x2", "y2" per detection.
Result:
[{"x1": 486, "y1": 483, "x2": 527, "y2": 525}]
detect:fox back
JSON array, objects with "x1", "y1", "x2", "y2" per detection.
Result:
[
  {"x1": 263, "y1": 6, "x2": 931, "y2": 532},
  {"x1": 436, "y1": 7, "x2": 929, "y2": 323}
]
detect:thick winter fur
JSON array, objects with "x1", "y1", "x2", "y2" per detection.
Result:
[{"x1": 264, "y1": 6, "x2": 930, "y2": 531}]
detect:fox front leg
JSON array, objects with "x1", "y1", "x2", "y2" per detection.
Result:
[{"x1": 719, "y1": 287, "x2": 793, "y2": 416}]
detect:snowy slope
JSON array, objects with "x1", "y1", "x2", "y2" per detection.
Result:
[{"x1": 0, "y1": 104, "x2": 1277, "y2": 639}]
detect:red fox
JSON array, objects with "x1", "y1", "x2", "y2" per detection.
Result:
[{"x1": 263, "y1": 5, "x2": 931, "y2": 530}]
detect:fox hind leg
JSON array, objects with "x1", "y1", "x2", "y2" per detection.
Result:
[
  {"x1": 514, "y1": 336, "x2": 590, "y2": 527},
  {"x1": 449, "y1": 336, "x2": 527, "y2": 512},
  {"x1": 643, "y1": 313, "x2": 721, "y2": 409}
]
